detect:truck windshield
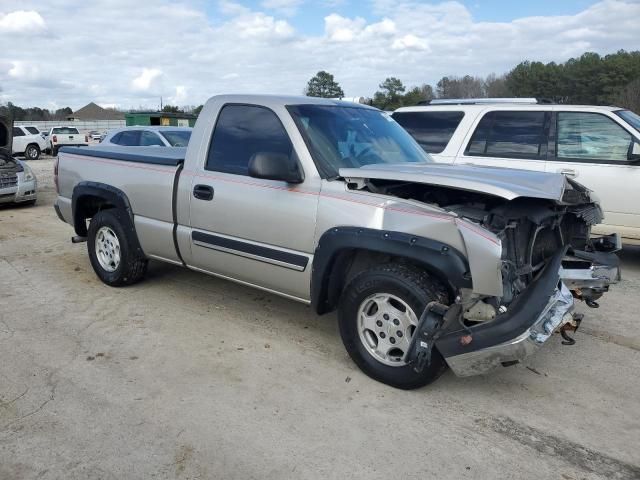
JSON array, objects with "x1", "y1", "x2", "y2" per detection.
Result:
[
  {"x1": 160, "y1": 130, "x2": 191, "y2": 147},
  {"x1": 287, "y1": 105, "x2": 431, "y2": 178},
  {"x1": 615, "y1": 109, "x2": 640, "y2": 133}
]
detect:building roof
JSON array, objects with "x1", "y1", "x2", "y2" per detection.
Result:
[{"x1": 68, "y1": 102, "x2": 125, "y2": 121}]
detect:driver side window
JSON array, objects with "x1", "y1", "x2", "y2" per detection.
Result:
[{"x1": 206, "y1": 105, "x2": 293, "y2": 176}]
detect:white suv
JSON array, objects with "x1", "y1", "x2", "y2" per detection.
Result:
[
  {"x1": 12, "y1": 126, "x2": 47, "y2": 160},
  {"x1": 393, "y1": 99, "x2": 640, "y2": 245}
]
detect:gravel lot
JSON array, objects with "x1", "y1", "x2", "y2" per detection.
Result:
[{"x1": 1, "y1": 158, "x2": 639, "y2": 480}]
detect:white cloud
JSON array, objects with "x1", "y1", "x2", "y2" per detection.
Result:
[
  {"x1": 0, "y1": 10, "x2": 46, "y2": 33},
  {"x1": 8, "y1": 61, "x2": 39, "y2": 80},
  {"x1": 232, "y1": 12, "x2": 294, "y2": 39},
  {"x1": 324, "y1": 14, "x2": 366, "y2": 42},
  {"x1": 131, "y1": 68, "x2": 163, "y2": 92},
  {"x1": 168, "y1": 85, "x2": 188, "y2": 104},
  {"x1": 0, "y1": 0, "x2": 638, "y2": 109},
  {"x1": 392, "y1": 34, "x2": 429, "y2": 51}
]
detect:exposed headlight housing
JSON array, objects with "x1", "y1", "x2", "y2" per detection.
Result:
[{"x1": 22, "y1": 165, "x2": 35, "y2": 182}]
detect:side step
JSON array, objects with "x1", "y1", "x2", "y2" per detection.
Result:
[{"x1": 71, "y1": 236, "x2": 87, "y2": 243}]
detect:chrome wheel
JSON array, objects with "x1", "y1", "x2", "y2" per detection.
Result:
[
  {"x1": 357, "y1": 293, "x2": 419, "y2": 367},
  {"x1": 95, "y1": 226, "x2": 121, "y2": 272}
]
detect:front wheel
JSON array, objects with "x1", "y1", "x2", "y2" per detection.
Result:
[
  {"x1": 87, "y1": 209, "x2": 147, "y2": 286},
  {"x1": 338, "y1": 263, "x2": 450, "y2": 389}
]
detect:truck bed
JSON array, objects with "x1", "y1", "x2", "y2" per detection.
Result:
[{"x1": 60, "y1": 146, "x2": 187, "y2": 166}]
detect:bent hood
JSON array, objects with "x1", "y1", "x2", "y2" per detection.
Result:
[
  {"x1": 0, "y1": 116, "x2": 12, "y2": 161},
  {"x1": 339, "y1": 163, "x2": 570, "y2": 202}
]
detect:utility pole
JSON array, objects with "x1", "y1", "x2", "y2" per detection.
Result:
[{"x1": 160, "y1": 96, "x2": 163, "y2": 111}]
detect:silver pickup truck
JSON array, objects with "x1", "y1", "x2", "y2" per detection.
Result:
[{"x1": 54, "y1": 95, "x2": 620, "y2": 389}]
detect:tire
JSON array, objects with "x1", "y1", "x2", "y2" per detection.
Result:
[
  {"x1": 52, "y1": 145, "x2": 59, "y2": 156},
  {"x1": 87, "y1": 209, "x2": 147, "y2": 287},
  {"x1": 338, "y1": 263, "x2": 450, "y2": 390},
  {"x1": 25, "y1": 144, "x2": 40, "y2": 160}
]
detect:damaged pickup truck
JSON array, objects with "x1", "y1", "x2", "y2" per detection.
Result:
[
  {"x1": 54, "y1": 95, "x2": 620, "y2": 389},
  {"x1": 1, "y1": 116, "x2": 38, "y2": 206}
]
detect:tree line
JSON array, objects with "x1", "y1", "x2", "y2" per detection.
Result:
[
  {"x1": 305, "y1": 49, "x2": 640, "y2": 112},
  {"x1": 0, "y1": 103, "x2": 74, "y2": 121}
]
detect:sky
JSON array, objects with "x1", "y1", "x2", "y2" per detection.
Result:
[{"x1": 0, "y1": 0, "x2": 638, "y2": 111}]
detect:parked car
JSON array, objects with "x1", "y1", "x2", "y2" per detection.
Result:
[
  {"x1": 88, "y1": 130, "x2": 104, "y2": 141},
  {"x1": 11, "y1": 125, "x2": 48, "y2": 160},
  {"x1": 47, "y1": 126, "x2": 88, "y2": 156},
  {"x1": 392, "y1": 99, "x2": 640, "y2": 245},
  {"x1": 1, "y1": 117, "x2": 38, "y2": 205},
  {"x1": 99, "y1": 126, "x2": 192, "y2": 147},
  {"x1": 54, "y1": 95, "x2": 619, "y2": 389}
]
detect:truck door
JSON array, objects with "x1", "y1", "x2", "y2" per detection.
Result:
[
  {"x1": 545, "y1": 111, "x2": 640, "y2": 240},
  {"x1": 186, "y1": 104, "x2": 319, "y2": 301}
]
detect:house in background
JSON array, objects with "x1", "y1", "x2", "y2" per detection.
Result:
[{"x1": 66, "y1": 102, "x2": 125, "y2": 121}]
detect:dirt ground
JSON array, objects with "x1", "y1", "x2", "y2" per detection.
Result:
[{"x1": 1, "y1": 157, "x2": 639, "y2": 480}]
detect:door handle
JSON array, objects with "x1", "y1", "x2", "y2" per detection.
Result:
[
  {"x1": 193, "y1": 184, "x2": 214, "y2": 201},
  {"x1": 557, "y1": 168, "x2": 578, "y2": 178}
]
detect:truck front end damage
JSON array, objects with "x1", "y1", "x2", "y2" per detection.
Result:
[
  {"x1": 342, "y1": 164, "x2": 620, "y2": 377},
  {"x1": 413, "y1": 183, "x2": 619, "y2": 376}
]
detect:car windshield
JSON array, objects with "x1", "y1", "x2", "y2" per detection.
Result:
[
  {"x1": 615, "y1": 109, "x2": 640, "y2": 133},
  {"x1": 287, "y1": 105, "x2": 431, "y2": 178},
  {"x1": 160, "y1": 130, "x2": 191, "y2": 147},
  {"x1": 52, "y1": 127, "x2": 79, "y2": 134}
]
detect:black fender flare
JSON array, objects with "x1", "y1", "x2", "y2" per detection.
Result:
[
  {"x1": 71, "y1": 182, "x2": 143, "y2": 255},
  {"x1": 310, "y1": 227, "x2": 472, "y2": 315}
]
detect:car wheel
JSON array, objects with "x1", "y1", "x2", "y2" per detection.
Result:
[
  {"x1": 87, "y1": 209, "x2": 148, "y2": 287},
  {"x1": 25, "y1": 144, "x2": 40, "y2": 160},
  {"x1": 338, "y1": 263, "x2": 450, "y2": 389},
  {"x1": 52, "y1": 146, "x2": 59, "y2": 156}
]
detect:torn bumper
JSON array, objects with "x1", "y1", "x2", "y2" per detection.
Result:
[
  {"x1": 435, "y1": 248, "x2": 576, "y2": 377},
  {"x1": 442, "y1": 282, "x2": 574, "y2": 376}
]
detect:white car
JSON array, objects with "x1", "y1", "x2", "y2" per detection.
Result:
[
  {"x1": 393, "y1": 99, "x2": 640, "y2": 245},
  {"x1": 99, "y1": 126, "x2": 192, "y2": 147},
  {"x1": 12, "y1": 126, "x2": 47, "y2": 160}
]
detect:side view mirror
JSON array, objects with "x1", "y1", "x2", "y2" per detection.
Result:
[
  {"x1": 248, "y1": 152, "x2": 304, "y2": 184},
  {"x1": 629, "y1": 141, "x2": 640, "y2": 162}
]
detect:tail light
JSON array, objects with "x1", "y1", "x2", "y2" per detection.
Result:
[
  {"x1": 52, "y1": 135, "x2": 58, "y2": 143},
  {"x1": 54, "y1": 156, "x2": 59, "y2": 193},
  {"x1": 85, "y1": 135, "x2": 88, "y2": 142}
]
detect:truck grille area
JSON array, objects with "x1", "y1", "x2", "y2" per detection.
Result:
[{"x1": 0, "y1": 173, "x2": 17, "y2": 188}]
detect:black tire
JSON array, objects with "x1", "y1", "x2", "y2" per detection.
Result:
[
  {"x1": 87, "y1": 209, "x2": 147, "y2": 287},
  {"x1": 25, "y1": 144, "x2": 40, "y2": 160},
  {"x1": 52, "y1": 145, "x2": 59, "y2": 156},
  {"x1": 338, "y1": 263, "x2": 450, "y2": 390}
]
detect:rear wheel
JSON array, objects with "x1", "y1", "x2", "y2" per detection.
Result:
[
  {"x1": 25, "y1": 144, "x2": 40, "y2": 160},
  {"x1": 87, "y1": 209, "x2": 147, "y2": 286},
  {"x1": 338, "y1": 263, "x2": 450, "y2": 389},
  {"x1": 52, "y1": 145, "x2": 59, "y2": 156}
]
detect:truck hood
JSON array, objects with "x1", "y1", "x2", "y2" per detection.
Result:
[
  {"x1": 339, "y1": 163, "x2": 569, "y2": 202},
  {"x1": 0, "y1": 115, "x2": 11, "y2": 161}
]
